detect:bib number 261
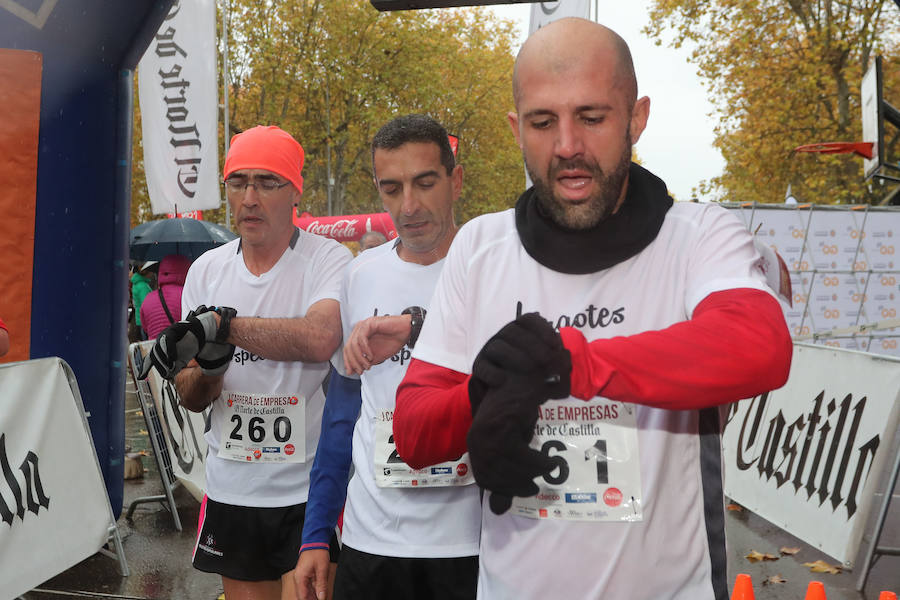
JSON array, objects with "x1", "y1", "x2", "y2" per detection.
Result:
[{"x1": 229, "y1": 415, "x2": 292, "y2": 443}]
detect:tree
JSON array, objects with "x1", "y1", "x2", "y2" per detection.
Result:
[
  {"x1": 226, "y1": 0, "x2": 523, "y2": 222},
  {"x1": 645, "y1": 0, "x2": 900, "y2": 204}
]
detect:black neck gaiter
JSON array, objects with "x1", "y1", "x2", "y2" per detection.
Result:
[{"x1": 515, "y1": 163, "x2": 674, "y2": 274}]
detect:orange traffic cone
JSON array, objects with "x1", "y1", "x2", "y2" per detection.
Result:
[
  {"x1": 878, "y1": 592, "x2": 897, "y2": 600},
  {"x1": 805, "y1": 581, "x2": 827, "y2": 600},
  {"x1": 731, "y1": 573, "x2": 754, "y2": 600}
]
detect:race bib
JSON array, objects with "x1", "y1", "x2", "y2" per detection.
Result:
[
  {"x1": 510, "y1": 398, "x2": 643, "y2": 522},
  {"x1": 217, "y1": 391, "x2": 306, "y2": 463},
  {"x1": 373, "y1": 409, "x2": 475, "y2": 488}
]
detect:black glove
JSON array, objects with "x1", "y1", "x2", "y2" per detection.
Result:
[
  {"x1": 196, "y1": 307, "x2": 237, "y2": 376},
  {"x1": 138, "y1": 306, "x2": 219, "y2": 380},
  {"x1": 469, "y1": 312, "x2": 571, "y2": 414},
  {"x1": 467, "y1": 373, "x2": 558, "y2": 515}
]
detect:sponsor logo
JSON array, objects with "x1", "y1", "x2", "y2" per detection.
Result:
[
  {"x1": 305, "y1": 218, "x2": 361, "y2": 240},
  {"x1": 233, "y1": 350, "x2": 265, "y2": 365},
  {"x1": 253, "y1": 450, "x2": 262, "y2": 459},
  {"x1": 198, "y1": 544, "x2": 223, "y2": 556},
  {"x1": 227, "y1": 398, "x2": 234, "y2": 407},
  {"x1": 289, "y1": 396, "x2": 299, "y2": 405},
  {"x1": 566, "y1": 492, "x2": 597, "y2": 504},
  {"x1": 431, "y1": 467, "x2": 452, "y2": 475},
  {"x1": 285, "y1": 444, "x2": 295, "y2": 456},
  {"x1": 516, "y1": 301, "x2": 624, "y2": 331},
  {"x1": 456, "y1": 464, "x2": 468, "y2": 477},
  {"x1": 603, "y1": 488, "x2": 623, "y2": 507},
  {"x1": 262, "y1": 447, "x2": 280, "y2": 453},
  {"x1": 539, "y1": 508, "x2": 548, "y2": 518},
  {"x1": 383, "y1": 468, "x2": 391, "y2": 476},
  {"x1": 411, "y1": 480, "x2": 418, "y2": 486}
]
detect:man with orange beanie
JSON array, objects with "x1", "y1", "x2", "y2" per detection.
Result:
[{"x1": 145, "y1": 125, "x2": 351, "y2": 600}]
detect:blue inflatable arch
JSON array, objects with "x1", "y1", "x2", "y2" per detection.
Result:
[{"x1": 1, "y1": 0, "x2": 177, "y2": 515}]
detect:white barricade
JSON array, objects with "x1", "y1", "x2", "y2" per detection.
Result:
[
  {"x1": 722, "y1": 343, "x2": 900, "y2": 566},
  {"x1": 0, "y1": 357, "x2": 127, "y2": 599}
]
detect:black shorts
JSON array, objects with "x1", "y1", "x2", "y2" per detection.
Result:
[
  {"x1": 334, "y1": 544, "x2": 478, "y2": 600},
  {"x1": 192, "y1": 496, "x2": 340, "y2": 581}
]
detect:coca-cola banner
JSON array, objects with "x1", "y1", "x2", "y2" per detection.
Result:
[
  {"x1": 295, "y1": 212, "x2": 397, "y2": 243},
  {"x1": 722, "y1": 343, "x2": 900, "y2": 565},
  {"x1": 0, "y1": 358, "x2": 122, "y2": 598},
  {"x1": 165, "y1": 210, "x2": 203, "y2": 220}
]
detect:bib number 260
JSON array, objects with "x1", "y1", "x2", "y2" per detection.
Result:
[{"x1": 229, "y1": 415, "x2": 292, "y2": 443}]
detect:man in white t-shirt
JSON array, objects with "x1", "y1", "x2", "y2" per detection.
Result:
[
  {"x1": 145, "y1": 125, "x2": 351, "y2": 600},
  {"x1": 294, "y1": 114, "x2": 480, "y2": 600},
  {"x1": 393, "y1": 19, "x2": 793, "y2": 600}
]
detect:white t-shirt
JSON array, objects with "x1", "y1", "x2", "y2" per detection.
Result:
[
  {"x1": 414, "y1": 202, "x2": 770, "y2": 599},
  {"x1": 182, "y1": 229, "x2": 351, "y2": 507},
  {"x1": 335, "y1": 241, "x2": 481, "y2": 558}
]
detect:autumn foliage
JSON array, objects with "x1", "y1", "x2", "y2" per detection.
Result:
[{"x1": 646, "y1": 0, "x2": 900, "y2": 205}]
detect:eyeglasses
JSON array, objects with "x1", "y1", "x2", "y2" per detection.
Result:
[{"x1": 223, "y1": 178, "x2": 291, "y2": 196}]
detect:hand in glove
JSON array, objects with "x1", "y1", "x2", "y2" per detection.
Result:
[
  {"x1": 138, "y1": 305, "x2": 222, "y2": 380},
  {"x1": 194, "y1": 307, "x2": 237, "y2": 376},
  {"x1": 467, "y1": 373, "x2": 557, "y2": 515},
  {"x1": 469, "y1": 312, "x2": 571, "y2": 414}
]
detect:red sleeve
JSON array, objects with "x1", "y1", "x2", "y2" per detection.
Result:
[
  {"x1": 560, "y1": 288, "x2": 792, "y2": 410},
  {"x1": 394, "y1": 359, "x2": 472, "y2": 469},
  {"x1": 0, "y1": 317, "x2": 6, "y2": 331}
]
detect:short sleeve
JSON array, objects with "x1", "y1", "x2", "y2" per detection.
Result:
[
  {"x1": 684, "y1": 204, "x2": 771, "y2": 316},
  {"x1": 307, "y1": 240, "x2": 352, "y2": 307}
]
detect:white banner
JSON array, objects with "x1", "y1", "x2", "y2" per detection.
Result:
[
  {"x1": 0, "y1": 358, "x2": 118, "y2": 598},
  {"x1": 138, "y1": 0, "x2": 220, "y2": 215},
  {"x1": 722, "y1": 343, "x2": 900, "y2": 565},
  {"x1": 136, "y1": 341, "x2": 208, "y2": 501},
  {"x1": 725, "y1": 204, "x2": 900, "y2": 357},
  {"x1": 529, "y1": 0, "x2": 591, "y2": 34}
]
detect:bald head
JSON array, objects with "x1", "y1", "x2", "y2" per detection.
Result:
[{"x1": 513, "y1": 18, "x2": 637, "y2": 111}]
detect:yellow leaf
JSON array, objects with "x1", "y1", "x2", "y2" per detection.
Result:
[
  {"x1": 803, "y1": 560, "x2": 842, "y2": 574},
  {"x1": 762, "y1": 574, "x2": 787, "y2": 586},
  {"x1": 746, "y1": 550, "x2": 779, "y2": 563},
  {"x1": 780, "y1": 547, "x2": 801, "y2": 555},
  {"x1": 726, "y1": 503, "x2": 743, "y2": 512}
]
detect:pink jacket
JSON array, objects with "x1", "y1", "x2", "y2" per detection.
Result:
[{"x1": 140, "y1": 254, "x2": 191, "y2": 339}]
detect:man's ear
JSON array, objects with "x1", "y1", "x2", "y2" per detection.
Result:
[
  {"x1": 507, "y1": 111, "x2": 523, "y2": 149},
  {"x1": 629, "y1": 96, "x2": 651, "y2": 144},
  {"x1": 451, "y1": 164, "x2": 463, "y2": 201}
]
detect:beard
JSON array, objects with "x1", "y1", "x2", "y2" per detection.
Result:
[{"x1": 527, "y1": 132, "x2": 632, "y2": 231}]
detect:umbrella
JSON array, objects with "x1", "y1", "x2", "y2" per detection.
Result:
[{"x1": 129, "y1": 218, "x2": 237, "y2": 262}]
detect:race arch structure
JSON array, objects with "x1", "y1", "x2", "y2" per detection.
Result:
[{"x1": 0, "y1": 0, "x2": 177, "y2": 516}]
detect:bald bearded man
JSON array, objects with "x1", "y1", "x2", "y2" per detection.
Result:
[{"x1": 393, "y1": 18, "x2": 791, "y2": 600}]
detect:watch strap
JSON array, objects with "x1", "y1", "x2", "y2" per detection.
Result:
[
  {"x1": 214, "y1": 306, "x2": 237, "y2": 344},
  {"x1": 401, "y1": 306, "x2": 426, "y2": 349}
]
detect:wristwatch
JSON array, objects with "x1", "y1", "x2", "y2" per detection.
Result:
[
  {"x1": 214, "y1": 306, "x2": 237, "y2": 344},
  {"x1": 401, "y1": 306, "x2": 426, "y2": 349}
]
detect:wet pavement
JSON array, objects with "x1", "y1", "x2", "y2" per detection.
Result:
[{"x1": 16, "y1": 380, "x2": 899, "y2": 600}]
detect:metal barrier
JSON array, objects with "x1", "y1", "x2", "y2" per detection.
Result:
[{"x1": 125, "y1": 343, "x2": 183, "y2": 531}]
